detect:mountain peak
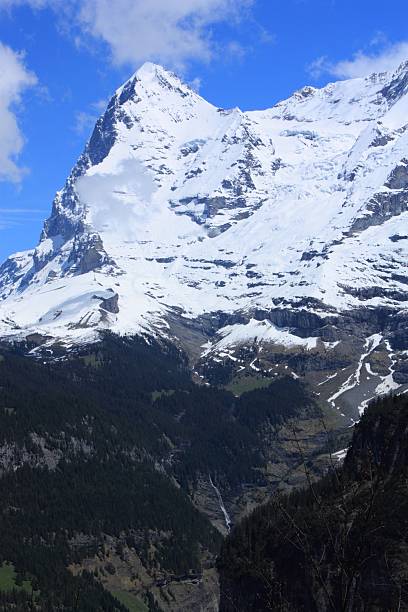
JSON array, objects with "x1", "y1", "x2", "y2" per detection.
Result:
[
  {"x1": 135, "y1": 61, "x2": 172, "y2": 80},
  {"x1": 115, "y1": 61, "x2": 191, "y2": 98}
]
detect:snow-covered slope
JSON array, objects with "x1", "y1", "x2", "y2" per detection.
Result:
[{"x1": 1, "y1": 61, "x2": 408, "y2": 404}]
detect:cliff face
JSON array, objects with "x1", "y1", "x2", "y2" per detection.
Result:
[
  {"x1": 218, "y1": 394, "x2": 408, "y2": 612},
  {"x1": 344, "y1": 395, "x2": 408, "y2": 477}
]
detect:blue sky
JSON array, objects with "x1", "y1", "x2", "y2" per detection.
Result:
[{"x1": 0, "y1": 0, "x2": 407, "y2": 261}]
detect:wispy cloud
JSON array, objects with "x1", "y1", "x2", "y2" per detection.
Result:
[
  {"x1": 73, "y1": 98, "x2": 107, "y2": 135},
  {"x1": 225, "y1": 40, "x2": 247, "y2": 60},
  {"x1": 0, "y1": 42, "x2": 37, "y2": 183},
  {"x1": 0, "y1": 207, "x2": 45, "y2": 231},
  {"x1": 308, "y1": 39, "x2": 408, "y2": 80},
  {"x1": 0, "y1": 208, "x2": 46, "y2": 213},
  {"x1": 188, "y1": 77, "x2": 202, "y2": 92},
  {"x1": 0, "y1": 0, "x2": 49, "y2": 7}
]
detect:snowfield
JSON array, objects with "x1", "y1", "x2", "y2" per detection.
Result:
[{"x1": 0, "y1": 61, "x2": 407, "y2": 357}]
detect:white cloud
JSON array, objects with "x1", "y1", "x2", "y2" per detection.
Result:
[
  {"x1": 331, "y1": 42, "x2": 408, "y2": 79},
  {"x1": 0, "y1": 42, "x2": 37, "y2": 183},
  {"x1": 76, "y1": 0, "x2": 254, "y2": 69},
  {"x1": 1, "y1": 0, "x2": 254, "y2": 69},
  {"x1": 309, "y1": 41, "x2": 408, "y2": 81}
]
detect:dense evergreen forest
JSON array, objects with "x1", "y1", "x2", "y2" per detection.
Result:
[
  {"x1": 0, "y1": 334, "x2": 320, "y2": 610},
  {"x1": 218, "y1": 394, "x2": 408, "y2": 612}
]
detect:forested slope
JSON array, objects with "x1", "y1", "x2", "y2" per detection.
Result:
[{"x1": 0, "y1": 335, "x2": 326, "y2": 610}]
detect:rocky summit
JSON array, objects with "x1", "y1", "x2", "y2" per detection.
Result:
[{"x1": 1, "y1": 60, "x2": 408, "y2": 421}]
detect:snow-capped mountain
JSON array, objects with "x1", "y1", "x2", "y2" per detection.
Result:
[{"x1": 1, "y1": 61, "x2": 408, "y2": 416}]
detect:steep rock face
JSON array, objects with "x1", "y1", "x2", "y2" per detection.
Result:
[{"x1": 0, "y1": 61, "x2": 408, "y2": 414}]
